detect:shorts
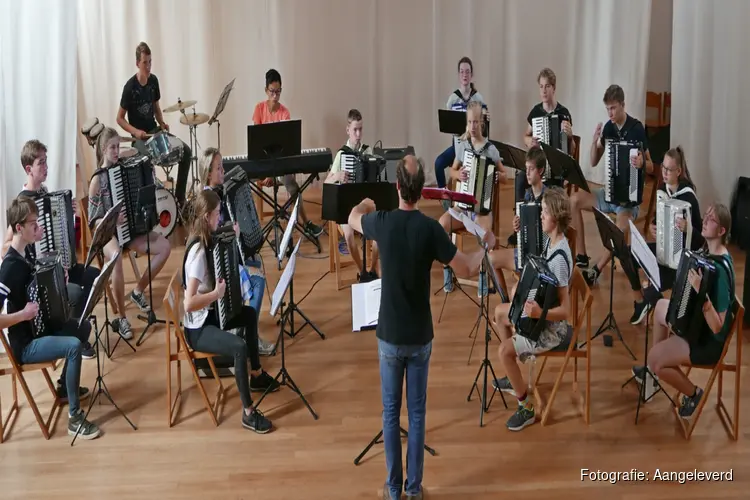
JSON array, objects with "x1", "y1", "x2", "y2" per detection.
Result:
[
  {"x1": 689, "y1": 335, "x2": 726, "y2": 366},
  {"x1": 594, "y1": 187, "x2": 640, "y2": 219},
  {"x1": 512, "y1": 321, "x2": 570, "y2": 363}
]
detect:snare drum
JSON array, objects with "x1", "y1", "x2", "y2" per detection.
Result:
[
  {"x1": 145, "y1": 132, "x2": 183, "y2": 166},
  {"x1": 153, "y1": 188, "x2": 177, "y2": 237}
]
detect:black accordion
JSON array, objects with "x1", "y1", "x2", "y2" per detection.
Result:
[
  {"x1": 508, "y1": 254, "x2": 560, "y2": 342},
  {"x1": 515, "y1": 201, "x2": 548, "y2": 270},
  {"x1": 33, "y1": 189, "x2": 76, "y2": 270},
  {"x1": 339, "y1": 145, "x2": 382, "y2": 183},
  {"x1": 222, "y1": 166, "x2": 264, "y2": 262},
  {"x1": 456, "y1": 149, "x2": 495, "y2": 215},
  {"x1": 604, "y1": 139, "x2": 643, "y2": 205},
  {"x1": 97, "y1": 155, "x2": 155, "y2": 245},
  {"x1": 207, "y1": 225, "x2": 243, "y2": 330},
  {"x1": 667, "y1": 250, "x2": 722, "y2": 344},
  {"x1": 27, "y1": 254, "x2": 70, "y2": 338}
]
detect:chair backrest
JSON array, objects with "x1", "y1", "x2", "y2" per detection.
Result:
[
  {"x1": 569, "y1": 267, "x2": 593, "y2": 340},
  {"x1": 565, "y1": 226, "x2": 577, "y2": 265},
  {"x1": 162, "y1": 269, "x2": 182, "y2": 330},
  {"x1": 646, "y1": 91, "x2": 663, "y2": 128},
  {"x1": 572, "y1": 135, "x2": 581, "y2": 162}
]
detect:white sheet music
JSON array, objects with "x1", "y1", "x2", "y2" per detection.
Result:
[
  {"x1": 270, "y1": 239, "x2": 302, "y2": 316},
  {"x1": 278, "y1": 196, "x2": 300, "y2": 263},
  {"x1": 351, "y1": 279, "x2": 381, "y2": 331},
  {"x1": 628, "y1": 220, "x2": 661, "y2": 290},
  {"x1": 448, "y1": 208, "x2": 486, "y2": 240}
]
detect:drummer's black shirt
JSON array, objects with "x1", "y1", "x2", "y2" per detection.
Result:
[{"x1": 120, "y1": 74, "x2": 161, "y2": 134}]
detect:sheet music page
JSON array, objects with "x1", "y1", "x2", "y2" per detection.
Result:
[
  {"x1": 351, "y1": 279, "x2": 382, "y2": 331},
  {"x1": 270, "y1": 239, "x2": 302, "y2": 316},
  {"x1": 365, "y1": 279, "x2": 382, "y2": 325},
  {"x1": 447, "y1": 208, "x2": 486, "y2": 240},
  {"x1": 628, "y1": 220, "x2": 661, "y2": 290},
  {"x1": 277, "y1": 196, "x2": 300, "y2": 263}
]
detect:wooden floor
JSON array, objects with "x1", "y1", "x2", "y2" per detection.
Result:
[{"x1": 0, "y1": 183, "x2": 747, "y2": 500}]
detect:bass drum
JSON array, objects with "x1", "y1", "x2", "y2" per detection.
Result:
[{"x1": 153, "y1": 188, "x2": 177, "y2": 238}]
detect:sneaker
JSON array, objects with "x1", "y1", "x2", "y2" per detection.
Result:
[
  {"x1": 492, "y1": 376, "x2": 517, "y2": 396},
  {"x1": 68, "y1": 410, "x2": 101, "y2": 440},
  {"x1": 631, "y1": 366, "x2": 661, "y2": 401},
  {"x1": 631, "y1": 365, "x2": 647, "y2": 384},
  {"x1": 440, "y1": 199, "x2": 451, "y2": 211},
  {"x1": 477, "y1": 271, "x2": 488, "y2": 298},
  {"x1": 406, "y1": 490, "x2": 424, "y2": 500},
  {"x1": 338, "y1": 238, "x2": 349, "y2": 255},
  {"x1": 57, "y1": 385, "x2": 91, "y2": 402},
  {"x1": 258, "y1": 337, "x2": 276, "y2": 356},
  {"x1": 582, "y1": 266, "x2": 600, "y2": 287},
  {"x1": 116, "y1": 317, "x2": 134, "y2": 340},
  {"x1": 305, "y1": 221, "x2": 324, "y2": 238},
  {"x1": 81, "y1": 342, "x2": 96, "y2": 360},
  {"x1": 506, "y1": 403, "x2": 535, "y2": 431},
  {"x1": 630, "y1": 300, "x2": 651, "y2": 325},
  {"x1": 576, "y1": 254, "x2": 590, "y2": 269},
  {"x1": 443, "y1": 267, "x2": 454, "y2": 293},
  {"x1": 678, "y1": 387, "x2": 704, "y2": 419},
  {"x1": 129, "y1": 290, "x2": 151, "y2": 313},
  {"x1": 250, "y1": 371, "x2": 281, "y2": 393},
  {"x1": 242, "y1": 408, "x2": 273, "y2": 434}
]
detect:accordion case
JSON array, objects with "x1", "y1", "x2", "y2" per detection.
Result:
[
  {"x1": 456, "y1": 149, "x2": 495, "y2": 215},
  {"x1": 509, "y1": 254, "x2": 560, "y2": 342},
  {"x1": 27, "y1": 254, "x2": 70, "y2": 338},
  {"x1": 603, "y1": 139, "x2": 642, "y2": 206},
  {"x1": 515, "y1": 201, "x2": 548, "y2": 270},
  {"x1": 656, "y1": 191, "x2": 692, "y2": 269},
  {"x1": 666, "y1": 250, "x2": 717, "y2": 344},
  {"x1": 222, "y1": 166, "x2": 264, "y2": 262}
]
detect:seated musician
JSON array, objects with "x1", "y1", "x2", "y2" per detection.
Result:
[
  {"x1": 434, "y1": 56, "x2": 489, "y2": 190},
  {"x1": 183, "y1": 189, "x2": 279, "y2": 433},
  {"x1": 492, "y1": 187, "x2": 573, "y2": 432},
  {"x1": 87, "y1": 127, "x2": 172, "y2": 340},
  {"x1": 489, "y1": 145, "x2": 547, "y2": 274},
  {"x1": 439, "y1": 101, "x2": 507, "y2": 296},
  {"x1": 0, "y1": 197, "x2": 100, "y2": 439},
  {"x1": 638, "y1": 203, "x2": 734, "y2": 418},
  {"x1": 324, "y1": 108, "x2": 380, "y2": 281},
  {"x1": 2, "y1": 139, "x2": 99, "y2": 358},
  {"x1": 628, "y1": 147, "x2": 703, "y2": 325},
  {"x1": 569, "y1": 84, "x2": 653, "y2": 285},
  {"x1": 198, "y1": 147, "x2": 275, "y2": 356},
  {"x1": 252, "y1": 68, "x2": 324, "y2": 240}
]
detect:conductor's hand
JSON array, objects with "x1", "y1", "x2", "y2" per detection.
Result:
[
  {"x1": 361, "y1": 198, "x2": 377, "y2": 213},
  {"x1": 649, "y1": 223, "x2": 657, "y2": 239},
  {"x1": 523, "y1": 300, "x2": 542, "y2": 319},
  {"x1": 513, "y1": 215, "x2": 521, "y2": 233},
  {"x1": 481, "y1": 230, "x2": 496, "y2": 250},
  {"x1": 21, "y1": 302, "x2": 39, "y2": 321},
  {"x1": 213, "y1": 279, "x2": 226, "y2": 300}
]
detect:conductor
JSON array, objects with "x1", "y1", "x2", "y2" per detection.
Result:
[{"x1": 348, "y1": 155, "x2": 494, "y2": 500}]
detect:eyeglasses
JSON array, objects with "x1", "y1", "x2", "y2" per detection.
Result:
[{"x1": 267, "y1": 88, "x2": 282, "y2": 95}]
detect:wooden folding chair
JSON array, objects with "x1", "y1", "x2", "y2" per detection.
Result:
[
  {"x1": 163, "y1": 269, "x2": 226, "y2": 427},
  {"x1": 0, "y1": 333, "x2": 62, "y2": 441},
  {"x1": 512, "y1": 226, "x2": 577, "y2": 283},
  {"x1": 530, "y1": 266, "x2": 593, "y2": 425},
  {"x1": 645, "y1": 91, "x2": 664, "y2": 129},
  {"x1": 566, "y1": 135, "x2": 582, "y2": 197},
  {"x1": 671, "y1": 297, "x2": 744, "y2": 440},
  {"x1": 642, "y1": 162, "x2": 662, "y2": 234},
  {"x1": 328, "y1": 221, "x2": 375, "y2": 291}
]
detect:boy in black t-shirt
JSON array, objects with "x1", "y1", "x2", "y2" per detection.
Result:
[
  {"x1": 569, "y1": 85, "x2": 653, "y2": 286},
  {"x1": 0, "y1": 197, "x2": 100, "y2": 440}
]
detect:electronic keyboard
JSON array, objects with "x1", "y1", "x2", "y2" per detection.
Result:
[{"x1": 223, "y1": 148, "x2": 332, "y2": 179}]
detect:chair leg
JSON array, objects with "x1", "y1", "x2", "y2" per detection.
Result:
[
  {"x1": 206, "y1": 357, "x2": 225, "y2": 421},
  {"x1": 1, "y1": 374, "x2": 20, "y2": 444},
  {"x1": 540, "y1": 351, "x2": 573, "y2": 426},
  {"x1": 187, "y1": 356, "x2": 220, "y2": 427}
]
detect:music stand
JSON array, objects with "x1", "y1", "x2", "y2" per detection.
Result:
[
  {"x1": 438, "y1": 109, "x2": 467, "y2": 135},
  {"x1": 71, "y1": 252, "x2": 137, "y2": 445},
  {"x1": 578, "y1": 209, "x2": 636, "y2": 359},
  {"x1": 208, "y1": 78, "x2": 235, "y2": 151},
  {"x1": 492, "y1": 141, "x2": 527, "y2": 175},
  {"x1": 134, "y1": 184, "x2": 166, "y2": 346},
  {"x1": 322, "y1": 182, "x2": 398, "y2": 281},
  {"x1": 540, "y1": 142, "x2": 591, "y2": 192}
]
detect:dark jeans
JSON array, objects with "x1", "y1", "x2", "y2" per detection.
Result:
[
  {"x1": 630, "y1": 242, "x2": 676, "y2": 304},
  {"x1": 67, "y1": 263, "x2": 101, "y2": 319},
  {"x1": 434, "y1": 144, "x2": 455, "y2": 188},
  {"x1": 184, "y1": 307, "x2": 260, "y2": 408},
  {"x1": 21, "y1": 319, "x2": 91, "y2": 415},
  {"x1": 134, "y1": 131, "x2": 192, "y2": 207},
  {"x1": 378, "y1": 339, "x2": 432, "y2": 499}
]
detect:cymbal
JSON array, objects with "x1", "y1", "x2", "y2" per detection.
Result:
[
  {"x1": 180, "y1": 113, "x2": 210, "y2": 126},
  {"x1": 119, "y1": 136, "x2": 135, "y2": 143},
  {"x1": 163, "y1": 99, "x2": 197, "y2": 113}
]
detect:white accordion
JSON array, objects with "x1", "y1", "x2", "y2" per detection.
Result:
[
  {"x1": 656, "y1": 191, "x2": 692, "y2": 269},
  {"x1": 456, "y1": 149, "x2": 495, "y2": 215}
]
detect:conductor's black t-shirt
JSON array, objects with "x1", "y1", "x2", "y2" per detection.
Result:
[
  {"x1": 120, "y1": 74, "x2": 161, "y2": 134},
  {"x1": 361, "y1": 209, "x2": 457, "y2": 346}
]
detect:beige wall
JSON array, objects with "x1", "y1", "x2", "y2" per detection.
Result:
[{"x1": 647, "y1": 0, "x2": 673, "y2": 93}]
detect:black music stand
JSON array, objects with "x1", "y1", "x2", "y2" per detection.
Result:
[
  {"x1": 71, "y1": 251, "x2": 137, "y2": 445},
  {"x1": 135, "y1": 185, "x2": 166, "y2": 346},
  {"x1": 540, "y1": 142, "x2": 591, "y2": 192},
  {"x1": 578, "y1": 209, "x2": 636, "y2": 359},
  {"x1": 439, "y1": 108, "x2": 489, "y2": 137},
  {"x1": 208, "y1": 78, "x2": 235, "y2": 151},
  {"x1": 322, "y1": 182, "x2": 398, "y2": 281},
  {"x1": 492, "y1": 141, "x2": 527, "y2": 175}
]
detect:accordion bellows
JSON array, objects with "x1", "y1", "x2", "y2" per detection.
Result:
[
  {"x1": 208, "y1": 225, "x2": 243, "y2": 330},
  {"x1": 223, "y1": 166, "x2": 264, "y2": 261},
  {"x1": 656, "y1": 191, "x2": 692, "y2": 269},
  {"x1": 28, "y1": 255, "x2": 70, "y2": 338}
]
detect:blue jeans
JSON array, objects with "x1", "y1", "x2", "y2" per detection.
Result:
[
  {"x1": 245, "y1": 258, "x2": 265, "y2": 320},
  {"x1": 594, "y1": 187, "x2": 640, "y2": 219},
  {"x1": 434, "y1": 144, "x2": 455, "y2": 188},
  {"x1": 20, "y1": 319, "x2": 91, "y2": 415},
  {"x1": 378, "y1": 338, "x2": 432, "y2": 499}
]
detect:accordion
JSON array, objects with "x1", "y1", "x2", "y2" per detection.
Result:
[
  {"x1": 98, "y1": 155, "x2": 155, "y2": 245},
  {"x1": 207, "y1": 225, "x2": 243, "y2": 330},
  {"x1": 27, "y1": 254, "x2": 70, "y2": 338},
  {"x1": 33, "y1": 190, "x2": 76, "y2": 270},
  {"x1": 515, "y1": 201, "x2": 548, "y2": 270},
  {"x1": 340, "y1": 145, "x2": 381, "y2": 184},
  {"x1": 532, "y1": 115, "x2": 568, "y2": 181},
  {"x1": 222, "y1": 166, "x2": 264, "y2": 262},
  {"x1": 656, "y1": 191, "x2": 692, "y2": 269},
  {"x1": 508, "y1": 254, "x2": 560, "y2": 342},
  {"x1": 667, "y1": 250, "x2": 719, "y2": 344},
  {"x1": 456, "y1": 149, "x2": 495, "y2": 215},
  {"x1": 604, "y1": 139, "x2": 642, "y2": 205}
]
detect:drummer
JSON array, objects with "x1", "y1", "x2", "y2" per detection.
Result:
[{"x1": 116, "y1": 41, "x2": 192, "y2": 213}]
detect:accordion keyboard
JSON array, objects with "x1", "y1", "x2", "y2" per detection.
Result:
[
  {"x1": 456, "y1": 150, "x2": 475, "y2": 210},
  {"x1": 341, "y1": 153, "x2": 357, "y2": 182},
  {"x1": 531, "y1": 117, "x2": 549, "y2": 145}
]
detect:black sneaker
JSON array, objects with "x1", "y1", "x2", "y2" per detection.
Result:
[
  {"x1": 492, "y1": 376, "x2": 517, "y2": 396},
  {"x1": 506, "y1": 403, "x2": 535, "y2": 431},
  {"x1": 81, "y1": 342, "x2": 96, "y2": 360},
  {"x1": 250, "y1": 371, "x2": 281, "y2": 393},
  {"x1": 631, "y1": 365, "x2": 647, "y2": 384},
  {"x1": 630, "y1": 300, "x2": 651, "y2": 325},
  {"x1": 57, "y1": 385, "x2": 91, "y2": 402},
  {"x1": 582, "y1": 266, "x2": 600, "y2": 287},
  {"x1": 67, "y1": 410, "x2": 101, "y2": 440},
  {"x1": 305, "y1": 221, "x2": 324, "y2": 238},
  {"x1": 129, "y1": 290, "x2": 151, "y2": 312},
  {"x1": 242, "y1": 408, "x2": 273, "y2": 434},
  {"x1": 678, "y1": 387, "x2": 704, "y2": 419},
  {"x1": 576, "y1": 254, "x2": 590, "y2": 269}
]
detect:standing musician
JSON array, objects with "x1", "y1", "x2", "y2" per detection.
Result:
[
  {"x1": 87, "y1": 127, "x2": 172, "y2": 340},
  {"x1": 183, "y1": 189, "x2": 279, "y2": 433},
  {"x1": 628, "y1": 146, "x2": 702, "y2": 325},
  {"x1": 116, "y1": 41, "x2": 192, "y2": 212},
  {"x1": 492, "y1": 187, "x2": 573, "y2": 432},
  {"x1": 348, "y1": 155, "x2": 494, "y2": 500},
  {"x1": 433, "y1": 56, "x2": 489, "y2": 190},
  {"x1": 2, "y1": 140, "x2": 98, "y2": 358},
  {"x1": 198, "y1": 147, "x2": 275, "y2": 356},
  {"x1": 439, "y1": 101, "x2": 507, "y2": 296},
  {"x1": 252, "y1": 68, "x2": 324, "y2": 240},
  {"x1": 0, "y1": 197, "x2": 100, "y2": 440},
  {"x1": 637, "y1": 204, "x2": 735, "y2": 418},
  {"x1": 325, "y1": 108, "x2": 380, "y2": 281},
  {"x1": 569, "y1": 84, "x2": 653, "y2": 285}
]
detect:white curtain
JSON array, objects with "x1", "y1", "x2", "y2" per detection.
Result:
[
  {"x1": 0, "y1": 0, "x2": 78, "y2": 229},
  {"x1": 671, "y1": 0, "x2": 749, "y2": 209},
  {"x1": 77, "y1": 0, "x2": 652, "y2": 190}
]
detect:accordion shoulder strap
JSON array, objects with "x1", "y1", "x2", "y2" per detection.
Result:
[
  {"x1": 181, "y1": 238, "x2": 201, "y2": 290},
  {"x1": 546, "y1": 247, "x2": 571, "y2": 282}
]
